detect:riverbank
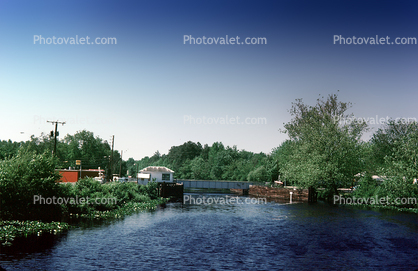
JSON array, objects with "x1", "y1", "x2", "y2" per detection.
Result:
[
  {"x1": 0, "y1": 179, "x2": 168, "y2": 246},
  {"x1": 0, "y1": 220, "x2": 70, "y2": 246},
  {"x1": 246, "y1": 185, "x2": 417, "y2": 213},
  {"x1": 247, "y1": 185, "x2": 310, "y2": 201},
  {"x1": 0, "y1": 199, "x2": 167, "y2": 246}
]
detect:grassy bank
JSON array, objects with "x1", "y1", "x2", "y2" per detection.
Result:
[
  {"x1": 1, "y1": 179, "x2": 167, "y2": 246},
  {"x1": 0, "y1": 220, "x2": 70, "y2": 246},
  {"x1": 329, "y1": 176, "x2": 418, "y2": 214}
]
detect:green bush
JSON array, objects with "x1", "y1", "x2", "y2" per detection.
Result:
[
  {"x1": 1, "y1": 152, "x2": 165, "y2": 222},
  {"x1": 0, "y1": 150, "x2": 65, "y2": 221},
  {"x1": 138, "y1": 180, "x2": 159, "y2": 199},
  {"x1": 379, "y1": 176, "x2": 418, "y2": 207},
  {"x1": 352, "y1": 174, "x2": 381, "y2": 198},
  {"x1": 62, "y1": 178, "x2": 159, "y2": 216}
]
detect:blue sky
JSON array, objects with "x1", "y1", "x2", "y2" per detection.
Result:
[{"x1": 0, "y1": 0, "x2": 417, "y2": 160}]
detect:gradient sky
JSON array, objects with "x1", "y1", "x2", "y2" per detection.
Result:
[{"x1": 0, "y1": 0, "x2": 417, "y2": 160}]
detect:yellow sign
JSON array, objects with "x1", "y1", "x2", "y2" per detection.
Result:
[{"x1": 76, "y1": 160, "x2": 81, "y2": 165}]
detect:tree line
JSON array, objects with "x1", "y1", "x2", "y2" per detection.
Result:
[
  {"x1": 0, "y1": 130, "x2": 123, "y2": 181},
  {"x1": 125, "y1": 141, "x2": 276, "y2": 182},
  {"x1": 1, "y1": 93, "x2": 416, "y2": 204},
  {"x1": 0, "y1": 132, "x2": 276, "y2": 183}
]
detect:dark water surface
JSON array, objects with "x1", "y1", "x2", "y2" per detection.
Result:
[{"x1": 1, "y1": 193, "x2": 417, "y2": 270}]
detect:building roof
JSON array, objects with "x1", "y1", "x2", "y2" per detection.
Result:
[
  {"x1": 140, "y1": 166, "x2": 174, "y2": 173},
  {"x1": 137, "y1": 173, "x2": 151, "y2": 178}
]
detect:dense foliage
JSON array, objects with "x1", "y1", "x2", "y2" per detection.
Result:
[
  {"x1": 0, "y1": 150, "x2": 64, "y2": 221},
  {"x1": 0, "y1": 150, "x2": 162, "y2": 222},
  {"x1": 0, "y1": 132, "x2": 274, "y2": 183},
  {"x1": 0, "y1": 175, "x2": 162, "y2": 245},
  {"x1": 280, "y1": 94, "x2": 368, "y2": 200},
  {"x1": 60, "y1": 178, "x2": 160, "y2": 217},
  {"x1": 125, "y1": 141, "x2": 276, "y2": 182},
  {"x1": 0, "y1": 130, "x2": 125, "y2": 181},
  {"x1": 275, "y1": 94, "x2": 417, "y2": 206},
  {"x1": 371, "y1": 120, "x2": 418, "y2": 206}
]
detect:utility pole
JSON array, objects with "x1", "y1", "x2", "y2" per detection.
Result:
[
  {"x1": 119, "y1": 150, "x2": 123, "y2": 177},
  {"x1": 47, "y1": 120, "x2": 66, "y2": 156},
  {"x1": 110, "y1": 135, "x2": 114, "y2": 182}
]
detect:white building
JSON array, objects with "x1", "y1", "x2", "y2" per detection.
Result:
[{"x1": 137, "y1": 166, "x2": 175, "y2": 184}]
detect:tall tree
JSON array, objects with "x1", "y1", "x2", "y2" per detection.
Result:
[
  {"x1": 62, "y1": 130, "x2": 112, "y2": 170},
  {"x1": 375, "y1": 120, "x2": 418, "y2": 202},
  {"x1": 282, "y1": 94, "x2": 368, "y2": 199}
]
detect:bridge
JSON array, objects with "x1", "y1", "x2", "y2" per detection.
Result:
[
  {"x1": 175, "y1": 180, "x2": 253, "y2": 190},
  {"x1": 156, "y1": 180, "x2": 254, "y2": 201}
]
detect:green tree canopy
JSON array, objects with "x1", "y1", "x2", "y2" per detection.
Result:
[
  {"x1": 62, "y1": 130, "x2": 112, "y2": 170},
  {"x1": 376, "y1": 120, "x2": 418, "y2": 202},
  {"x1": 282, "y1": 94, "x2": 368, "y2": 199}
]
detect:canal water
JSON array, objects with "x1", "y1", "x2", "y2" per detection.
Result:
[{"x1": 1, "y1": 193, "x2": 417, "y2": 270}]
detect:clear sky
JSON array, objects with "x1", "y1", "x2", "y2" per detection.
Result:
[{"x1": 0, "y1": 0, "x2": 417, "y2": 160}]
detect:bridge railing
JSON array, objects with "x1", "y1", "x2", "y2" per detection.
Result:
[{"x1": 175, "y1": 179, "x2": 254, "y2": 190}]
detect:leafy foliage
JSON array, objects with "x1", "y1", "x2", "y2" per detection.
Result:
[
  {"x1": 281, "y1": 94, "x2": 368, "y2": 199},
  {"x1": 0, "y1": 140, "x2": 22, "y2": 160},
  {"x1": 247, "y1": 166, "x2": 269, "y2": 183},
  {"x1": 61, "y1": 178, "x2": 160, "y2": 215},
  {"x1": 0, "y1": 150, "x2": 65, "y2": 221},
  {"x1": 351, "y1": 174, "x2": 382, "y2": 198},
  {"x1": 130, "y1": 141, "x2": 271, "y2": 182},
  {"x1": 376, "y1": 120, "x2": 418, "y2": 204}
]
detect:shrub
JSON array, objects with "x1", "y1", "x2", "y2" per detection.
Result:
[
  {"x1": 352, "y1": 174, "x2": 381, "y2": 198},
  {"x1": 0, "y1": 150, "x2": 65, "y2": 221}
]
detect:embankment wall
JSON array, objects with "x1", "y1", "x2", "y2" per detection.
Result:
[{"x1": 246, "y1": 185, "x2": 310, "y2": 201}]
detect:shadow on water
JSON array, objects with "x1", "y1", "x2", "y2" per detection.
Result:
[
  {"x1": 0, "y1": 233, "x2": 67, "y2": 258},
  {"x1": 0, "y1": 210, "x2": 152, "y2": 260}
]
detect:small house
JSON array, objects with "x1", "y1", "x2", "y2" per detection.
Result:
[{"x1": 138, "y1": 166, "x2": 175, "y2": 183}]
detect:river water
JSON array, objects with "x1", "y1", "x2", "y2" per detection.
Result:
[{"x1": 1, "y1": 193, "x2": 417, "y2": 270}]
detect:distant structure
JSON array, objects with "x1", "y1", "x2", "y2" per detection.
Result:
[
  {"x1": 138, "y1": 166, "x2": 175, "y2": 184},
  {"x1": 58, "y1": 168, "x2": 105, "y2": 183}
]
